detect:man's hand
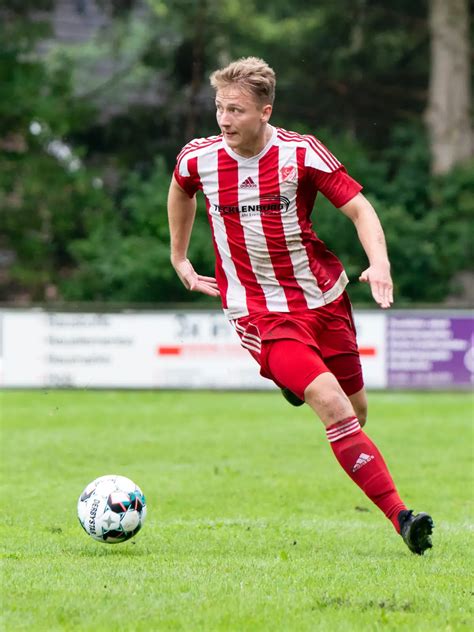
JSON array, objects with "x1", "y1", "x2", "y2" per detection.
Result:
[
  {"x1": 359, "y1": 263, "x2": 393, "y2": 309},
  {"x1": 339, "y1": 194, "x2": 394, "y2": 309},
  {"x1": 173, "y1": 258, "x2": 220, "y2": 297},
  {"x1": 168, "y1": 177, "x2": 219, "y2": 297}
]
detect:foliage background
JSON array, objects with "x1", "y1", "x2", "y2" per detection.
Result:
[{"x1": 0, "y1": 0, "x2": 472, "y2": 305}]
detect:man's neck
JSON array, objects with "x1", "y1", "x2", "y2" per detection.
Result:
[{"x1": 234, "y1": 125, "x2": 273, "y2": 158}]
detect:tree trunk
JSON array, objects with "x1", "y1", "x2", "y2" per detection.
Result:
[{"x1": 425, "y1": 0, "x2": 473, "y2": 175}]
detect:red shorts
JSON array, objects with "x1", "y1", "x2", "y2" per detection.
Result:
[{"x1": 232, "y1": 292, "x2": 364, "y2": 400}]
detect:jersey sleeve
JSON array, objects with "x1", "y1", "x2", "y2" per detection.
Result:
[
  {"x1": 174, "y1": 148, "x2": 202, "y2": 198},
  {"x1": 303, "y1": 135, "x2": 363, "y2": 207},
  {"x1": 313, "y1": 167, "x2": 363, "y2": 208}
]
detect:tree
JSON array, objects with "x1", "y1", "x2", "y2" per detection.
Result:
[
  {"x1": 0, "y1": 1, "x2": 112, "y2": 302},
  {"x1": 1, "y1": 0, "x2": 472, "y2": 305},
  {"x1": 425, "y1": 0, "x2": 473, "y2": 174}
]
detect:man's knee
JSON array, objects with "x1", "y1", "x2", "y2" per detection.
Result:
[{"x1": 304, "y1": 373, "x2": 355, "y2": 426}]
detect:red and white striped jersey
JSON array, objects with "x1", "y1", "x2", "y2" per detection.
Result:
[{"x1": 174, "y1": 126, "x2": 362, "y2": 319}]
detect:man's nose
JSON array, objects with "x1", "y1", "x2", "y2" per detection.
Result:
[{"x1": 220, "y1": 110, "x2": 231, "y2": 126}]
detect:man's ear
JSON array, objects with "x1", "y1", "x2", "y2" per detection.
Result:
[{"x1": 261, "y1": 104, "x2": 273, "y2": 123}]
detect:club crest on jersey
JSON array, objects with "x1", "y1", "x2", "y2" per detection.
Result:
[{"x1": 280, "y1": 166, "x2": 297, "y2": 183}]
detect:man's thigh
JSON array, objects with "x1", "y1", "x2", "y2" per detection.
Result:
[
  {"x1": 263, "y1": 338, "x2": 330, "y2": 401},
  {"x1": 315, "y1": 294, "x2": 364, "y2": 397},
  {"x1": 233, "y1": 296, "x2": 364, "y2": 396}
]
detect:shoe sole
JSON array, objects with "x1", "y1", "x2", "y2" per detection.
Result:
[{"x1": 408, "y1": 513, "x2": 434, "y2": 555}]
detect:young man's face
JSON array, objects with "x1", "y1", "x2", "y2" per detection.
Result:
[{"x1": 215, "y1": 85, "x2": 272, "y2": 157}]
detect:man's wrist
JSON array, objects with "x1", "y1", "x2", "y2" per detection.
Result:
[
  {"x1": 369, "y1": 258, "x2": 390, "y2": 268},
  {"x1": 170, "y1": 254, "x2": 187, "y2": 267}
]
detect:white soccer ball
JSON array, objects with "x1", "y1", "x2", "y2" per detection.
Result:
[{"x1": 77, "y1": 475, "x2": 147, "y2": 544}]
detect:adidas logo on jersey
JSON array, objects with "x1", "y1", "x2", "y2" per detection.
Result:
[
  {"x1": 239, "y1": 177, "x2": 257, "y2": 189},
  {"x1": 352, "y1": 452, "x2": 374, "y2": 472}
]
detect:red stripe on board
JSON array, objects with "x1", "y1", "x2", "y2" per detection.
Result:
[
  {"x1": 359, "y1": 347, "x2": 376, "y2": 356},
  {"x1": 218, "y1": 148, "x2": 267, "y2": 314},
  {"x1": 157, "y1": 347, "x2": 181, "y2": 355},
  {"x1": 258, "y1": 146, "x2": 307, "y2": 310},
  {"x1": 157, "y1": 344, "x2": 248, "y2": 357}
]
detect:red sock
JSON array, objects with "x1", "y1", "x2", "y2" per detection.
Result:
[{"x1": 326, "y1": 417, "x2": 407, "y2": 532}]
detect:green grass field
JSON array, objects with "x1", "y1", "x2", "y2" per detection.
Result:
[{"x1": 1, "y1": 390, "x2": 473, "y2": 631}]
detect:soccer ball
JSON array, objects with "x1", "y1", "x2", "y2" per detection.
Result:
[{"x1": 77, "y1": 475, "x2": 147, "y2": 544}]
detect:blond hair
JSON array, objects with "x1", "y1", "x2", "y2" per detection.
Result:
[{"x1": 210, "y1": 57, "x2": 276, "y2": 105}]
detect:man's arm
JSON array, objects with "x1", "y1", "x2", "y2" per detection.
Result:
[
  {"x1": 339, "y1": 192, "x2": 393, "y2": 309},
  {"x1": 167, "y1": 175, "x2": 219, "y2": 297}
]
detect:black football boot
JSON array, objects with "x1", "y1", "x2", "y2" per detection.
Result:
[{"x1": 398, "y1": 510, "x2": 434, "y2": 555}]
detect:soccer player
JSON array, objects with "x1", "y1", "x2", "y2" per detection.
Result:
[{"x1": 167, "y1": 57, "x2": 434, "y2": 554}]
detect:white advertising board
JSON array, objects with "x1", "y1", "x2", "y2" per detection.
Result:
[
  {"x1": 353, "y1": 312, "x2": 387, "y2": 388},
  {"x1": 0, "y1": 309, "x2": 386, "y2": 389}
]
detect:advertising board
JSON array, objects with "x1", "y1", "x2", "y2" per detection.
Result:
[{"x1": 0, "y1": 309, "x2": 470, "y2": 390}]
